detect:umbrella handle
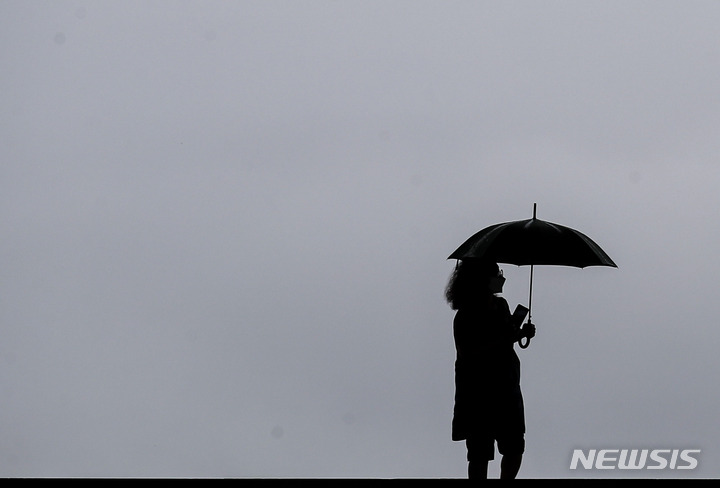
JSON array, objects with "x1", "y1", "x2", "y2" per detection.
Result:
[{"x1": 518, "y1": 318, "x2": 533, "y2": 349}]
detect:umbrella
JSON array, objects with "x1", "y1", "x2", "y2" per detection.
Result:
[{"x1": 448, "y1": 203, "x2": 617, "y2": 348}]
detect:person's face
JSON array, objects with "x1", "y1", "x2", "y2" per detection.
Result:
[{"x1": 488, "y1": 268, "x2": 505, "y2": 294}]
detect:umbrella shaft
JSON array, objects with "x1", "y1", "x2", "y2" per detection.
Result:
[{"x1": 528, "y1": 265, "x2": 534, "y2": 321}]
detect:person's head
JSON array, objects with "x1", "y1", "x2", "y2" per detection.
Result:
[{"x1": 445, "y1": 259, "x2": 505, "y2": 310}]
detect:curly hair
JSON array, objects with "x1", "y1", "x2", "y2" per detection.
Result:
[{"x1": 445, "y1": 259, "x2": 499, "y2": 310}]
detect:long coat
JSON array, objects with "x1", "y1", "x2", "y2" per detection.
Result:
[{"x1": 451, "y1": 295, "x2": 525, "y2": 441}]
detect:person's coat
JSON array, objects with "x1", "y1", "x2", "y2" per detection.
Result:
[{"x1": 452, "y1": 295, "x2": 525, "y2": 441}]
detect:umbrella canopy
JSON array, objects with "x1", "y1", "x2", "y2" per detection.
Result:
[
  {"x1": 448, "y1": 204, "x2": 617, "y2": 348},
  {"x1": 447, "y1": 213, "x2": 617, "y2": 268}
]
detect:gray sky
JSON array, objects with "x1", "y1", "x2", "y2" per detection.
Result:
[{"x1": 2, "y1": 0, "x2": 720, "y2": 479}]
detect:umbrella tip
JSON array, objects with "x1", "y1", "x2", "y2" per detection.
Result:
[{"x1": 533, "y1": 203, "x2": 537, "y2": 219}]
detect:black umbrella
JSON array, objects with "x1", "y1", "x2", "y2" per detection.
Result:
[{"x1": 448, "y1": 204, "x2": 617, "y2": 347}]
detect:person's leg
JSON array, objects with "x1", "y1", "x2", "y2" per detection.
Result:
[
  {"x1": 466, "y1": 438, "x2": 493, "y2": 479},
  {"x1": 500, "y1": 453, "x2": 522, "y2": 479},
  {"x1": 497, "y1": 432, "x2": 525, "y2": 479},
  {"x1": 468, "y1": 459, "x2": 488, "y2": 479}
]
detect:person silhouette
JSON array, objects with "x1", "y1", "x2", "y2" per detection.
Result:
[{"x1": 445, "y1": 259, "x2": 536, "y2": 479}]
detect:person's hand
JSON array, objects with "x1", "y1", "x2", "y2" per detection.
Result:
[{"x1": 521, "y1": 322, "x2": 536, "y2": 339}]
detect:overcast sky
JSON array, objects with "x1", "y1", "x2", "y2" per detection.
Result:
[{"x1": 2, "y1": 0, "x2": 720, "y2": 479}]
